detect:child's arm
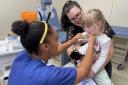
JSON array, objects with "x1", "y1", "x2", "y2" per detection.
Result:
[
  {"x1": 91, "y1": 38, "x2": 111, "y2": 74},
  {"x1": 77, "y1": 43, "x2": 89, "y2": 55},
  {"x1": 102, "y1": 40, "x2": 114, "y2": 68}
]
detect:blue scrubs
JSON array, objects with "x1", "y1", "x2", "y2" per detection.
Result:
[{"x1": 8, "y1": 51, "x2": 77, "y2": 85}]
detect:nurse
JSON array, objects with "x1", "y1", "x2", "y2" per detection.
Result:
[{"x1": 8, "y1": 20, "x2": 96, "y2": 85}]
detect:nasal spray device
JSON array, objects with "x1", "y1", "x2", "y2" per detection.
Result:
[{"x1": 81, "y1": 32, "x2": 88, "y2": 43}]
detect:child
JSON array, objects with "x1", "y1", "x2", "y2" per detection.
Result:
[{"x1": 78, "y1": 9, "x2": 113, "y2": 85}]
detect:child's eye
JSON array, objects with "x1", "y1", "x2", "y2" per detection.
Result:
[
  {"x1": 85, "y1": 25, "x2": 91, "y2": 28},
  {"x1": 87, "y1": 26, "x2": 90, "y2": 28}
]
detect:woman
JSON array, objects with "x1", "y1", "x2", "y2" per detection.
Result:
[
  {"x1": 8, "y1": 20, "x2": 96, "y2": 85},
  {"x1": 61, "y1": 0, "x2": 115, "y2": 78}
]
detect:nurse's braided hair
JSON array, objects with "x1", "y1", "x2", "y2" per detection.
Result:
[{"x1": 11, "y1": 20, "x2": 52, "y2": 54}]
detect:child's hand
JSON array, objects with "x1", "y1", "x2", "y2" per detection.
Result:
[
  {"x1": 67, "y1": 46, "x2": 74, "y2": 56},
  {"x1": 88, "y1": 70, "x2": 95, "y2": 79}
]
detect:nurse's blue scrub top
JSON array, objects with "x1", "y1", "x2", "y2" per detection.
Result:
[{"x1": 8, "y1": 51, "x2": 77, "y2": 85}]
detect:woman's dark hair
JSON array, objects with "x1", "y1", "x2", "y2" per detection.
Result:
[
  {"x1": 104, "y1": 20, "x2": 116, "y2": 39},
  {"x1": 62, "y1": 0, "x2": 82, "y2": 14},
  {"x1": 12, "y1": 20, "x2": 52, "y2": 54},
  {"x1": 61, "y1": 0, "x2": 83, "y2": 38}
]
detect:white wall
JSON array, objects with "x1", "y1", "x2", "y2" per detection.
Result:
[
  {"x1": 52, "y1": 0, "x2": 67, "y2": 19},
  {"x1": 77, "y1": 0, "x2": 113, "y2": 22},
  {"x1": 0, "y1": 0, "x2": 67, "y2": 36},
  {"x1": 0, "y1": 0, "x2": 128, "y2": 36},
  {"x1": 77, "y1": 0, "x2": 128, "y2": 27},
  {"x1": 110, "y1": 0, "x2": 128, "y2": 27},
  {"x1": 0, "y1": 0, "x2": 40, "y2": 36}
]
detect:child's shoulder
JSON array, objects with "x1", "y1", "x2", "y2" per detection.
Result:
[{"x1": 97, "y1": 34, "x2": 111, "y2": 44}]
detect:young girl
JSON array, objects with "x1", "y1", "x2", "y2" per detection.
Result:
[{"x1": 78, "y1": 9, "x2": 113, "y2": 85}]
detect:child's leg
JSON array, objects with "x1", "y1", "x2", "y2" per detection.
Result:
[
  {"x1": 94, "y1": 69, "x2": 114, "y2": 85},
  {"x1": 78, "y1": 79, "x2": 97, "y2": 85}
]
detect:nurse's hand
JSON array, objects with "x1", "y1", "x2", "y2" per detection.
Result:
[
  {"x1": 87, "y1": 34, "x2": 96, "y2": 79},
  {"x1": 71, "y1": 33, "x2": 84, "y2": 44},
  {"x1": 88, "y1": 34, "x2": 96, "y2": 47}
]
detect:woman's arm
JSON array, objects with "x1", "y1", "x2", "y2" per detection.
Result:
[{"x1": 74, "y1": 34, "x2": 96, "y2": 84}]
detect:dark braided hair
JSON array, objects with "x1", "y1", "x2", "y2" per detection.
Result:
[{"x1": 12, "y1": 20, "x2": 52, "y2": 54}]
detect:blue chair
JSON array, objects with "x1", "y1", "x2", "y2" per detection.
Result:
[{"x1": 112, "y1": 26, "x2": 128, "y2": 37}]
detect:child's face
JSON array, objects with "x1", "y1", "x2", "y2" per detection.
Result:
[
  {"x1": 85, "y1": 21, "x2": 102, "y2": 35},
  {"x1": 85, "y1": 24, "x2": 97, "y2": 34}
]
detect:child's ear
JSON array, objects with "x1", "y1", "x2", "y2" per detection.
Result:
[
  {"x1": 97, "y1": 21, "x2": 102, "y2": 26},
  {"x1": 97, "y1": 21, "x2": 102, "y2": 29}
]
